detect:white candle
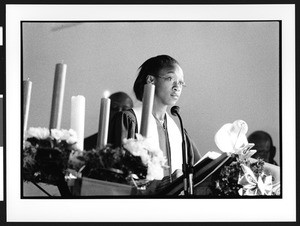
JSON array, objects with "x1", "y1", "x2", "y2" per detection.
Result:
[
  {"x1": 97, "y1": 92, "x2": 111, "y2": 149},
  {"x1": 49, "y1": 63, "x2": 67, "y2": 129},
  {"x1": 23, "y1": 79, "x2": 32, "y2": 136},
  {"x1": 140, "y1": 83, "x2": 155, "y2": 137},
  {"x1": 70, "y1": 95, "x2": 85, "y2": 151}
]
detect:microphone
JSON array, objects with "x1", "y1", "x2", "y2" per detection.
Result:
[
  {"x1": 171, "y1": 106, "x2": 193, "y2": 195},
  {"x1": 170, "y1": 105, "x2": 180, "y2": 116}
]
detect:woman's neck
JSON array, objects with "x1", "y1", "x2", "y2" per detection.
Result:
[{"x1": 152, "y1": 100, "x2": 167, "y2": 121}]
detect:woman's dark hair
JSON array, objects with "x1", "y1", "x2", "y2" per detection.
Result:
[{"x1": 133, "y1": 55, "x2": 179, "y2": 101}]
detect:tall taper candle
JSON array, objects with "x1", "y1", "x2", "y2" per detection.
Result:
[
  {"x1": 140, "y1": 83, "x2": 155, "y2": 137},
  {"x1": 70, "y1": 95, "x2": 85, "y2": 151},
  {"x1": 23, "y1": 79, "x2": 32, "y2": 136},
  {"x1": 97, "y1": 92, "x2": 111, "y2": 149},
  {"x1": 49, "y1": 63, "x2": 67, "y2": 129}
]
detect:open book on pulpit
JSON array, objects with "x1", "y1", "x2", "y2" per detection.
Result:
[{"x1": 157, "y1": 151, "x2": 233, "y2": 196}]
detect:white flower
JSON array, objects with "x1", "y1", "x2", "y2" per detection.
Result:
[
  {"x1": 146, "y1": 161, "x2": 164, "y2": 180},
  {"x1": 64, "y1": 129, "x2": 78, "y2": 144},
  {"x1": 50, "y1": 129, "x2": 65, "y2": 141},
  {"x1": 238, "y1": 164, "x2": 273, "y2": 196},
  {"x1": 123, "y1": 134, "x2": 150, "y2": 164},
  {"x1": 49, "y1": 129, "x2": 77, "y2": 145},
  {"x1": 59, "y1": 129, "x2": 78, "y2": 144},
  {"x1": 25, "y1": 127, "x2": 78, "y2": 148},
  {"x1": 26, "y1": 127, "x2": 50, "y2": 140},
  {"x1": 272, "y1": 182, "x2": 281, "y2": 195},
  {"x1": 146, "y1": 149, "x2": 168, "y2": 180},
  {"x1": 123, "y1": 133, "x2": 168, "y2": 180}
]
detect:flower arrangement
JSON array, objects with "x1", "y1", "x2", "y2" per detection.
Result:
[
  {"x1": 23, "y1": 127, "x2": 167, "y2": 190},
  {"x1": 211, "y1": 154, "x2": 280, "y2": 196},
  {"x1": 67, "y1": 133, "x2": 168, "y2": 187},
  {"x1": 210, "y1": 119, "x2": 281, "y2": 196},
  {"x1": 123, "y1": 134, "x2": 168, "y2": 181},
  {"x1": 23, "y1": 120, "x2": 281, "y2": 197},
  {"x1": 23, "y1": 127, "x2": 78, "y2": 185}
]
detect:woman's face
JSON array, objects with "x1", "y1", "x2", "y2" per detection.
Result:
[{"x1": 153, "y1": 64, "x2": 185, "y2": 107}]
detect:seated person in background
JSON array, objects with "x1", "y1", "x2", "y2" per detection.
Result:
[
  {"x1": 84, "y1": 91, "x2": 134, "y2": 151},
  {"x1": 109, "y1": 55, "x2": 201, "y2": 194},
  {"x1": 247, "y1": 130, "x2": 278, "y2": 165}
]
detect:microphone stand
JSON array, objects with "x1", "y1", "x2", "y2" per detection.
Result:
[
  {"x1": 187, "y1": 148, "x2": 194, "y2": 196},
  {"x1": 171, "y1": 106, "x2": 194, "y2": 196}
]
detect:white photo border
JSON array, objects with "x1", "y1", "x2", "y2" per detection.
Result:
[{"x1": 6, "y1": 4, "x2": 296, "y2": 222}]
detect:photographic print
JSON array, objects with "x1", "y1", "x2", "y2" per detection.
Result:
[{"x1": 6, "y1": 4, "x2": 296, "y2": 222}]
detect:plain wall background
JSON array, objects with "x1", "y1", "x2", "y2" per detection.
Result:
[{"x1": 22, "y1": 22, "x2": 280, "y2": 163}]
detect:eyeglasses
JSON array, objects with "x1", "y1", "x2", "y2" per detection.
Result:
[{"x1": 157, "y1": 75, "x2": 187, "y2": 88}]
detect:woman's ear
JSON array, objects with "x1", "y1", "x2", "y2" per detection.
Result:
[{"x1": 146, "y1": 75, "x2": 155, "y2": 84}]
